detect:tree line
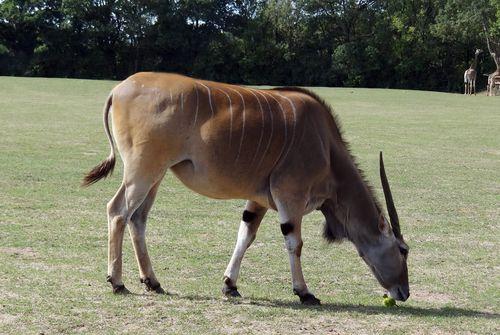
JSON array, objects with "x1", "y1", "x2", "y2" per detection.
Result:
[{"x1": 1, "y1": 0, "x2": 499, "y2": 92}]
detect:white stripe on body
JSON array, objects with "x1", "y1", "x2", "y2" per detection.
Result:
[
  {"x1": 193, "y1": 84, "x2": 199, "y2": 125},
  {"x1": 169, "y1": 89, "x2": 173, "y2": 103},
  {"x1": 180, "y1": 92, "x2": 184, "y2": 113},
  {"x1": 197, "y1": 82, "x2": 215, "y2": 118},
  {"x1": 275, "y1": 93, "x2": 297, "y2": 161},
  {"x1": 215, "y1": 88, "x2": 233, "y2": 146},
  {"x1": 226, "y1": 87, "x2": 246, "y2": 163},
  {"x1": 261, "y1": 91, "x2": 288, "y2": 168},
  {"x1": 254, "y1": 90, "x2": 274, "y2": 170},
  {"x1": 243, "y1": 88, "x2": 265, "y2": 167}
]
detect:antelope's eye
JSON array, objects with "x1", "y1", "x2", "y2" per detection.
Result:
[{"x1": 399, "y1": 246, "x2": 408, "y2": 257}]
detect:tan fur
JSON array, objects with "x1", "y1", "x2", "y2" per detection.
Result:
[{"x1": 85, "y1": 72, "x2": 409, "y2": 303}]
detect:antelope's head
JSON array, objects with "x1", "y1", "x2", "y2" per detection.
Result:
[
  {"x1": 358, "y1": 152, "x2": 410, "y2": 301},
  {"x1": 476, "y1": 49, "x2": 483, "y2": 55}
]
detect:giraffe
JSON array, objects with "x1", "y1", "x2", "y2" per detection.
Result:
[
  {"x1": 486, "y1": 70, "x2": 500, "y2": 96},
  {"x1": 486, "y1": 53, "x2": 500, "y2": 96},
  {"x1": 464, "y1": 49, "x2": 483, "y2": 95}
]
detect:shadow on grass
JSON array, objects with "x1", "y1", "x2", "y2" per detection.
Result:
[{"x1": 170, "y1": 292, "x2": 499, "y2": 319}]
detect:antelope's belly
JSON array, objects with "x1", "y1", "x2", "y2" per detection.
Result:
[{"x1": 169, "y1": 159, "x2": 271, "y2": 207}]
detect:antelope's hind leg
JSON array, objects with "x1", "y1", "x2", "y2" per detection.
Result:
[
  {"x1": 129, "y1": 180, "x2": 166, "y2": 294},
  {"x1": 106, "y1": 175, "x2": 163, "y2": 294},
  {"x1": 106, "y1": 183, "x2": 129, "y2": 294},
  {"x1": 223, "y1": 201, "x2": 267, "y2": 298}
]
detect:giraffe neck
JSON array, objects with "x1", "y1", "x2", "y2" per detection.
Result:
[{"x1": 471, "y1": 53, "x2": 479, "y2": 70}]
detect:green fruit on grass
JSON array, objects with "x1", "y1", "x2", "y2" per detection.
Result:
[{"x1": 382, "y1": 294, "x2": 396, "y2": 307}]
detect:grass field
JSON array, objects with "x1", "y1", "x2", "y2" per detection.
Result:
[{"x1": 0, "y1": 76, "x2": 499, "y2": 334}]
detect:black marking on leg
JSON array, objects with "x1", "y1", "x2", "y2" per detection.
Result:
[
  {"x1": 141, "y1": 277, "x2": 165, "y2": 294},
  {"x1": 222, "y1": 276, "x2": 241, "y2": 298},
  {"x1": 280, "y1": 222, "x2": 294, "y2": 235},
  {"x1": 242, "y1": 210, "x2": 257, "y2": 222}
]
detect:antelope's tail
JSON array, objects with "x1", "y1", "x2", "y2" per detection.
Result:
[{"x1": 82, "y1": 93, "x2": 116, "y2": 187}]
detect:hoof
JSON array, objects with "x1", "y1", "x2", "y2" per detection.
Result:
[
  {"x1": 299, "y1": 293, "x2": 321, "y2": 305},
  {"x1": 222, "y1": 286, "x2": 242, "y2": 298},
  {"x1": 222, "y1": 276, "x2": 241, "y2": 298},
  {"x1": 152, "y1": 285, "x2": 166, "y2": 294},
  {"x1": 141, "y1": 278, "x2": 165, "y2": 294},
  {"x1": 107, "y1": 275, "x2": 130, "y2": 294},
  {"x1": 113, "y1": 284, "x2": 130, "y2": 294}
]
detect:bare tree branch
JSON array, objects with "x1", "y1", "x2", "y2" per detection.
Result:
[{"x1": 481, "y1": 14, "x2": 499, "y2": 70}]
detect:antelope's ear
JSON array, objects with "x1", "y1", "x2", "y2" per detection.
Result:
[{"x1": 378, "y1": 214, "x2": 391, "y2": 236}]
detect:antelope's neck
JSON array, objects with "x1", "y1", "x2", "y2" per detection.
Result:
[{"x1": 332, "y1": 151, "x2": 381, "y2": 241}]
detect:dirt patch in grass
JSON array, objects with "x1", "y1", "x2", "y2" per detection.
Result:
[
  {"x1": 0, "y1": 247, "x2": 36, "y2": 258},
  {"x1": 481, "y1": 148, "x2": 500, "y2": 156},
  {"x1": 0, "y1": 313, "x2": 18, "y2": 326},
  {"x1": 411, "y1": 288, "x2": 453, "y2": 305}
]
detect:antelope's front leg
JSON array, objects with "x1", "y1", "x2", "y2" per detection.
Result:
[
  {"x1": 223, "y1": 201, "x2": 267, "y2": 297},
  {"x1": 280, "y1": 219, "x2": 321, "y2": 305}
]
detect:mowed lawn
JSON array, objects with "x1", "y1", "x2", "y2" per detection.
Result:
[{"x1": 0, "y1": 76, "x2": 498, "y2": 334}]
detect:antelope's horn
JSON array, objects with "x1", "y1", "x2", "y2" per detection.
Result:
[{"x1": 379, "y1": 152, "x2": 401, "y2": 239}]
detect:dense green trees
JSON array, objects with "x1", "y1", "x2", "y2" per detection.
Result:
[{"x1": 1, "y1": 0, "x2": 498, "y2": 92}]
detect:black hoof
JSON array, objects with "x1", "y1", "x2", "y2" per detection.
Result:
[
  {"x1": 299, "y1": 293, "x2": 321, "y2": 305},
  {"x1": 107, "y1": 275, "x2": 130, "y2": 294},
  {"x1": 222, "y1": 276, "x2": 242, "y2": 298},
  {"x1": 222, "y1": 286, "x2": 242, "y2": 298},
  {"x1": 113, "y1": 284, "x2": 130, "y2": 294},
  {"x1": 153, "y1": 286, "x2": 166, "y2": 294},
  {"x1": 141, "y1": 278, "x2": 165, "y2": 294}
]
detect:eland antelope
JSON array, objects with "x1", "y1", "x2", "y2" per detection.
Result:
[{"x1": 83, "y1": 72, "x2": 410, "y2": 304}]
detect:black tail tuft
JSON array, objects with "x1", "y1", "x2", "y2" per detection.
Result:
[
  {"x1": 81, "y1": 156, "x2": 115, "y2": 187},
  {"x1": 82, "y1": 93, "x2": 115, "y2": 187}
]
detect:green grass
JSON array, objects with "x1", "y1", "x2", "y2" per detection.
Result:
[{"x1": 0, "y1": 76, "x2": 499, "y2": 334}]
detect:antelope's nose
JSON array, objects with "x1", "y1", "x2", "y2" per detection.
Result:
[
  {"x1": 398, "y1": 285, "x2": 410, "y2": 301},
  {"x1": 390, "y1": 285, "x2": 410, "y2": 301}
]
